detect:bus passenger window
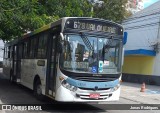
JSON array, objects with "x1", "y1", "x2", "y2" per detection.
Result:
[
  {"x1": 37, "y1": 34, "x2": 48, "y2": 58},
  {"x1": 29, "y1": 38, "x2": 37, "y2": 58},
  {"x1": 23, "y1": 42, "x2": 28, "y2": 58}
]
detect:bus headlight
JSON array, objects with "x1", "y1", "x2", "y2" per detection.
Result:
[
  {"x1": 61, "y1": 80, "x2": 77, "y2": 92},
  {"x1": 111, "y1": 84, "x2": 120, "y2": 92},
  {"x1": 59, "y1": 76, "x2": 77, "y2": 92}
]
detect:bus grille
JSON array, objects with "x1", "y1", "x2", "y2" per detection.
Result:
[
  {"x1": 78, "y1": 87, "x2": 110, "y2": 91},
  {"x1": 70, "y1": 76, "x2": 116, "y2": 82}
]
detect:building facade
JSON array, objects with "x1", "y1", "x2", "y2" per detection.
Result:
[{"x1": 122, "y1": 1, "x2": 160, "y2": 85}]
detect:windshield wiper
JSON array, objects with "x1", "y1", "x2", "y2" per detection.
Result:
[
  {"x1": 80, "y1": 33, "x2": 93, "y2": 51},
  {"x1": 80, "y1": 33, "x2": 96, "y2": 58}
]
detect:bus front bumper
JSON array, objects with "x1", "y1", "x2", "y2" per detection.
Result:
[{"x1": 55, "y1": 85, "x2": 120, "y2": 102}]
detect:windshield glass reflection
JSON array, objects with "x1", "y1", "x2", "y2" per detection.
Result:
[{"x1": 59, "y1": 34, "x2": 122, "y2": 74}]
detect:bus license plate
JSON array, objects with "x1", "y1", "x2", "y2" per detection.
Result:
[{"x1": 89, "y1": 94, "x2": 100, "y2": 99}]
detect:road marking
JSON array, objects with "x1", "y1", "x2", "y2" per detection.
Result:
[
  {"x1": 140, "y1": 94, "x2": 160, "y2": 97},
  {"x1": 0, "y1": 110, "x2": 5, "y2": 113},
  {"x1": 0, "y1": 99, "x2": 3, "y2": 104},
  {"x1": 146, "y1": 90, "x2": 160, "y2": 94},
  {"x1": 128, "y1": 96, "x2": 136, "y2": 97}
]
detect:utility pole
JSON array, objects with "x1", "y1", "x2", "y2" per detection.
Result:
[
  {"x1": 89, "y1": 0, "x2": 96, "y2": 17},
  {"x1": 91, "y1": 4, "x2": 94, "y2": 17},
  {"x1": 157, "y1": 16, "x2": 160, "y2": 51},
  {"x1": 154, "y1": 16, "x2": 160, "y2": 53},
  {"x1": 153, "y1": 16, "x2": 160, "y2": 75}
]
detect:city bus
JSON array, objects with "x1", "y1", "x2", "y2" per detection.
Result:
[{"x1": 3, "y1": 17, "x2": 124, "y2": 102}]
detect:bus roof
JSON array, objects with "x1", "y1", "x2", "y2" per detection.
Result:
[
  {"x1": 22, "y1": 17, "x2": 123, "y2": 39},
  {"x1": 23, "y1": 18, "x2": 62, "y2": 39},
  {"x1": 4, "y1": 17, "x2": 123, "y2": 47}
]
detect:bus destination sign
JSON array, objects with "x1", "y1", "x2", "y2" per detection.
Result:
[{"x1": 65, "y1": 19, "x2": 122, "y2": 34}]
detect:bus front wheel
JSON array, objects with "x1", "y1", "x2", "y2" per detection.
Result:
[{"x1": 34, "y1": 80, "x2": 44, "y2": 101}]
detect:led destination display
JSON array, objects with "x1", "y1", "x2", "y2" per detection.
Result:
[{"x1": 65, "y1": 19, "x2": 123, "y2": 35}]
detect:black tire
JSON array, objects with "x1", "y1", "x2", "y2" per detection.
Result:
[{"x1": 34, "y1": 80, "x2": 45, "y2": 101}]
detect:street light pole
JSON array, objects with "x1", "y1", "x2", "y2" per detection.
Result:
[
  {"x1": 91, "y1": 4, "x2": 94, "y2": 17},
  {"x1": 89, "y1": 0, "x2": 95, "y2": 17},
  {"x1": 88, "y1": 0, "x2": 104, "y2": 17}
]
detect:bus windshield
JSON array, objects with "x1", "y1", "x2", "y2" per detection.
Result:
[{"x1": 59, "y1": 34, "x2": 122, "y2": 74}]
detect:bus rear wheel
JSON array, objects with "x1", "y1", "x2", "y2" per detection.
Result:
[{"x1": 34, "y1": 80, "x2": 45, "y2": 101}]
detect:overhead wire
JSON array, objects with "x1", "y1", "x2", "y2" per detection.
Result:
[
  {"x1": 123, "y1": 7, "x2": 160, "y2": 30},
  {"x1": 125, "y1": 22, "x2": 159, "y2": 30},
  {"x1": 123, "y1": 15, "x2": 160, "y2": 25},
  {"x1": 123, "y1": 6, "x2": 160, "y2": 49},
  {"x1": 124, "y1": 7, "x2": 160, "y2": 22}
]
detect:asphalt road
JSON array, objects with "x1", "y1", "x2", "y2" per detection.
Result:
[{"x1": 0, "y1": 72, "x2": 159, "y2": 113}]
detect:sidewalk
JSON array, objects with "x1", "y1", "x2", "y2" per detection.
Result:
[{"x1": 121, "y1": 82, "x2": 160, "y2": 104}]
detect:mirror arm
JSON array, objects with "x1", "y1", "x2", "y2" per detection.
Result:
[
  {"x1": 122, "y1": 48, "x2": 124, "y2": 66},
  {"x1": 60, "y1": 32, "x2": 64, "y2": 40}
]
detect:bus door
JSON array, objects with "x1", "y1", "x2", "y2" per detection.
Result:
[
  {"x1": 12, "y1": 44, "x2": 22, "y2": 82},
  {"x1": 46, "y1": 35, "x2": 58, "y2": 97},
  {"x1": 12, "y1": 45, "x2": 17, "y2": 81}
]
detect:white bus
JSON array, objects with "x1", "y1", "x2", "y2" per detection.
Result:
[{"x1": 3, "y1": 17, "x2": 124, "y2": 102}]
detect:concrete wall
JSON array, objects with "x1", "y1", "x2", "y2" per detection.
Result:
[
  {"x1": 153, "y1": 51, "x2": 160, "y2": 76},
  {"x1": 122, "y1": 1, "x2": 160, "y2": 85},
  {"x1": 122, "y1": 55, "x2": 160, "y2": 85},
  {"x1": 122, "y1": 56, "x2": 154, "y2": 75}
]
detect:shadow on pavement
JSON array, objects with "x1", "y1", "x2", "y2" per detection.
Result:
[{"x1": 0, "y1": 73, "x2": 104, "y2": 112}]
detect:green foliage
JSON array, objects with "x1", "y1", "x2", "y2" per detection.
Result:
[
  {"x1": 93, "y1": 0, "x2": 128, "y2": 23},
  {"x1": 0, "y1": 0, "x2": 129, "y2": 41},
  {"x1": 0, "y1": 0, "x2": 91, "y2": 41}
]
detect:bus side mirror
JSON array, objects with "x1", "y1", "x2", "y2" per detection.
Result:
[
  {"x1": 123, "y1": 32, "x2": 127, "y2": 45},
  {"x1": 57, "y1": 33, "x2": 64, "y2": 53}
]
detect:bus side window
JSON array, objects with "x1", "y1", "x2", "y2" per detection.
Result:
[
  {"x1": 29, "y1": 38, "x2": 37, "y2": 58},
  {"x1": 8, "y1": 47, "x2": 11, "y2": 58},
  {"x1": 23, "y1": 41, "x2": 29, "y2": 58},
  {"x1": 4, "y1": 47, "x2": 6, "y2": 58},
  {"x1": 5, "y1": 47, "x2": 8, "y2": 58},
  {"x1": 3, "y1": 48, "x2": 5, "y2": 58},
  {"x1": 37, "y1": 34, "x2": 48, "y2": 59},
  {"x1": 18, "y1": 44, "x2": 23, "y2": 59}
]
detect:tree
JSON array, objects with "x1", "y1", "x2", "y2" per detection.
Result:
[
  {"x1": 0, "y1": 0, "x2": 130, "y2": 41},
  {"x1": 0, "y1": 0, "x2": 91, "y2": 41},
  {"x1": 39, "y1": 0, "x2": 91, "y2": 17},
  {"x1": 93, "y1": 0, "x2": 129, "y2": 23}
]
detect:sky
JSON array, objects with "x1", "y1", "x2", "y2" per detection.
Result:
[{"x1": 143, "y1": 0, "x2": 159, "y2": 8}]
